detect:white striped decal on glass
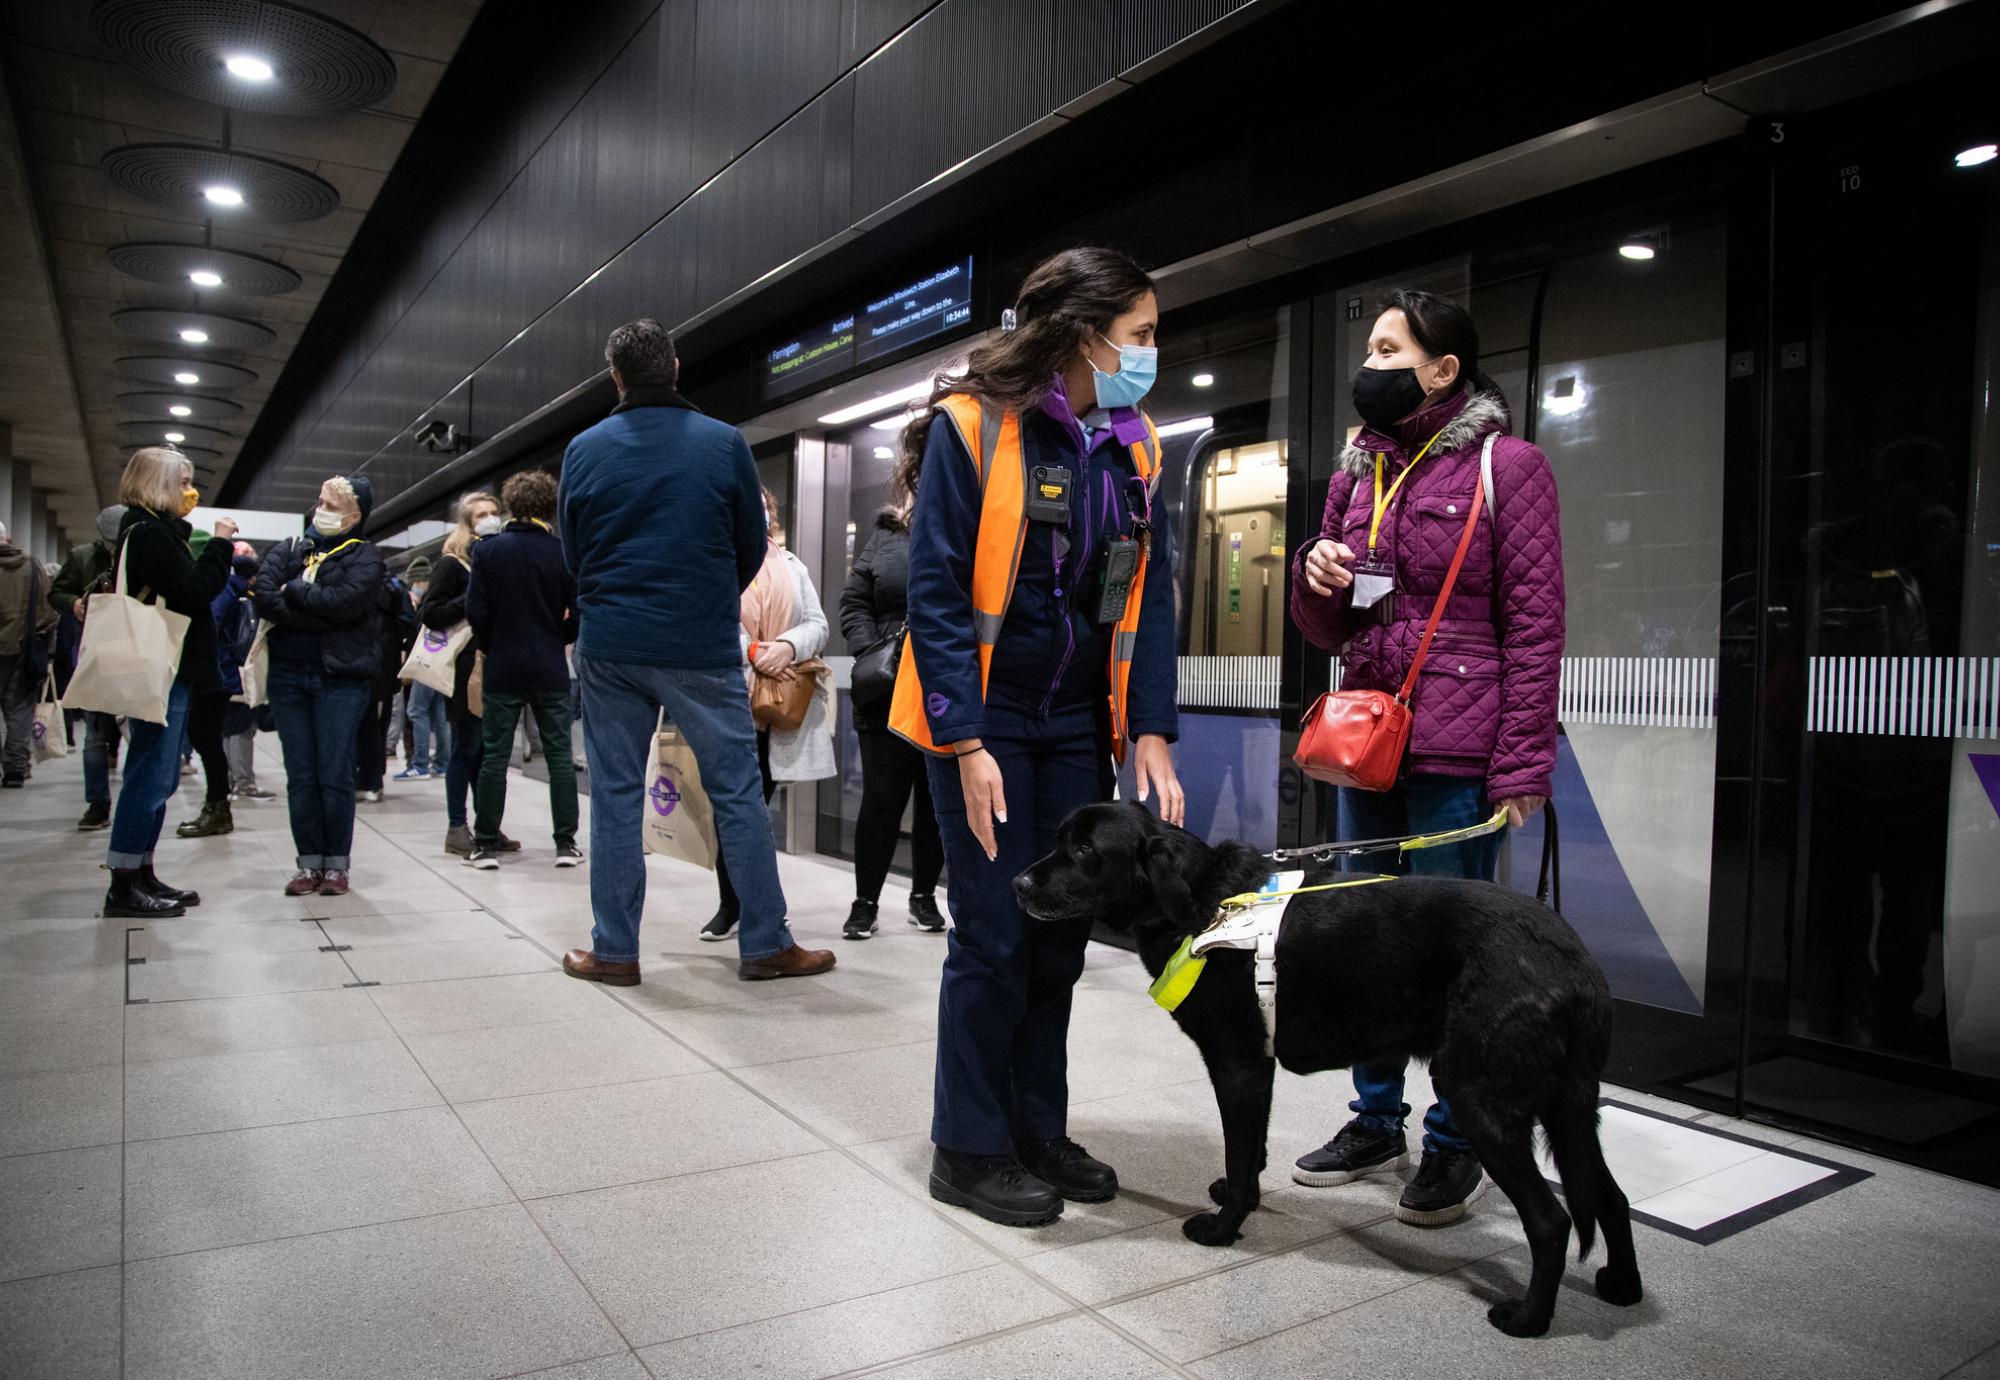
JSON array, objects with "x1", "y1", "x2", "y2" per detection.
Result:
[
  {"x1": 1809, "y1": 656, "x2": 2000, "y2": 740},
  {"x1": 1557, "y1": 656, "x2": 1719, "y2": 728}
]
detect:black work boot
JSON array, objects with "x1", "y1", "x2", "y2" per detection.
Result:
[
  {"x1": 1293, "y1": 1118, "x2": 1411, "y2": 1187},
  {"x1": 842, "y1": 898, "x2": 879, "y2": 940},
  {"x1": 175, "y1": 800, "x2": 233, "y2": 838},
  {"x1": 1016, "y1": 1136, "x2": 1119, "y2": 1203},
  {"x1": 104, "y1": 869, "x2": 183, "y2": 919},
  {"x1": 1396, "y1": 1147, "x2": 1486, "y2": 1226},
  {"x1": 928, "y1": 1148, "x2": 1062, "y2": 1227},
  {"x1": 137, "y1": 864, "x2": 201, "y2": 908}
]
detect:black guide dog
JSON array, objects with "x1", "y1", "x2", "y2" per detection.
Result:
[{"x1": 1014, "y1": 801, "x2": 1644, "y2": 1338}]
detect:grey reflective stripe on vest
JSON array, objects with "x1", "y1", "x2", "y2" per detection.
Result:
[
  {"x1": 1113, "y1": 629, "x2": 1137, "y2": 662},
  {"x1": 977, "y1": 400, "x2": 1002, "y2": 489},
  {"x1": 973, "y1": 609, "x2": 1006, "y2": 644}
]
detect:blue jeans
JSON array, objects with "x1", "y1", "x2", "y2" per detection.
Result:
[
  {"x1": 82, "y1": 711, "x2": 120, "y2": 806},
  {"x1": 268, "y1": 660, "x2": 371, "y2": 870},
  {"x1": 409, "y1": 684, "x2": 450, "y2": 772},
  {"x1": 1339, "y1": 774, "x2": 1500, "y2": 1156},
  {"x1": 106, "y1": 683, "x2": 190, "y2": 869},
  {"x1": 926, "y1": 702, "x2": 1113, "y2": 1155},
  {"x1": 575, "y1": 653, "x2": 794, "y2": 963},
  {"x1": 445, "y1": 711, "x2": 482, "y2": 828}
]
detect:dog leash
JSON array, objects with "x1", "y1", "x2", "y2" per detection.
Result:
[{"x1": 1261, "y1": 807, "x2": 1511, "y2": 867}]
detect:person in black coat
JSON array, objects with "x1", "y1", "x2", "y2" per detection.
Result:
[
  {"x1": 101, "y1": 448, "x2": 237, "y2": 918},
  {"x1": 463, "y1": 469, "x2": 579, "y2": 867},
  {"x1": 420, "y1": 488, "x2": 516, "y2": 857},
  {"x1": 253, "y1": 475, "x2": 385, "y2": 897},
  {"x1": 837, "y1": 505, "x2": 945, "y2": 938},
  {"x1": 354, "y1": 569, "x2": 418, "y2": 801}
]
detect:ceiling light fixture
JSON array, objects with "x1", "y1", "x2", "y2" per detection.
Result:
[
  {"x1": 872, "y1": 446, "x2": 894, "y2": 460},
  {"x1": 179, "y1": 328, "x2": 209, "y2": 343},
  {"x1": 173, "y1": 371, "x2": 200, "y2": 385},
  {"x1": 223, "y1": 55, "x2": 275, "y2": 82},
  {"x1": 164, "y1": 431, "x2": 186, "y2": 443},
  {"x1": 1618, "y1": 242, "x2": 1656, "y2": 261},
  {"x1": 169, "y1": 405, "x2": 192, "y2": 417},
  {"x1": 1155, "y1": 415, "x2": 1215, "y2": 439},
  {"x1": 817, "y1": 358, "x2": 965, "y2": 427},
  {"x1": 188, "y1": 269, "x2": 223, "y2": 287},
  {"x1": 202, "y1": 185, "x2": 244, "y2": 207},
  {"x1": 1955, "y1": 143, "x2": 1998, "y2": 169},
  {"x1": 1191, "y1": 372, "x2": 1215, "y2": 388}
]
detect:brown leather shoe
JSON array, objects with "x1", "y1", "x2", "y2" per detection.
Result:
[
  {"x1": 318, "y1": 870, "x2": 350, "y2": 897},
  {"x1": 563, "y1": 949, "x2": 639, "y2": 986},
  {"x1": 283, "y1": 869, "x2": 322, "y2": 896},
  {"x1": 738, "y1": 944, "x2": 837, "y2": 981}
]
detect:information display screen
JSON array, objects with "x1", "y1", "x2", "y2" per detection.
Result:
[
  {"x1": 855, "y1": 257, "x2": 975, "y2": 366},
  {"x1": 762, "y1": 256, "x2": 975, "y2": 400},
  {"x1": 764, "y1": 314, "x2": 856, "y2": 395}
]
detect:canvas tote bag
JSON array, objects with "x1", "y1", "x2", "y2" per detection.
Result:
[{"x1": 61, "y1": 532, "x2": 190, "y2": 725}]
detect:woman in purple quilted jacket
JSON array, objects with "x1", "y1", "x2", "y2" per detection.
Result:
[{"x1": 1287, "y1": 289, "x2": 1565, "y2": 1229}]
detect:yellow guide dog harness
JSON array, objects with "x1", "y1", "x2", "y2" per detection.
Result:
[{"x1": 1148, "y1": 810, "x2": 1512, "y2": 1056}]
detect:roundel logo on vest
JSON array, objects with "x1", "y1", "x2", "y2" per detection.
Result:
[
  {"x1": 926, "y1": 692, "x2": 950, "y2": 718},
  {"x1": 649, "y1": 774, "x2": 680, "y2": 817}
]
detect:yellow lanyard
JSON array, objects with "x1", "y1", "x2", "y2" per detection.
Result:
[
  {"x1": 303, "y1": 538, "x2": 361, "y2": 575},
  {"x1": 526, "y1": 518, "x2": 553, "y2": 535},
  {"x1": 1368, "y1": 427, "x2": 1449, "y2": 553}
]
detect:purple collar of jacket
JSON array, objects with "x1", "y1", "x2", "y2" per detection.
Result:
[
  {"x1": 1040, "y1": 373, "x2": 1150, "y2": 454},
  {"x1": 1343, "y1": 388, "x2": 1513, "y2": 476}
]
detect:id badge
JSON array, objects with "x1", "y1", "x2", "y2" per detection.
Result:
[{"x1": 1351, "y1": 562, "x2": 1394, "y2": 610}]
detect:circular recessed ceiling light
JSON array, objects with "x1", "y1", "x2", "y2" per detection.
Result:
[
  {"x1": 1191, "y1": 372, "x2": 1215, "y2": 388},
  {"x1": 224, "y1": 54, "x2": 275, "y2": 82},
  {"x1": 203, "y1": 185, "x2": 244, "y2": 206},
  {"x1": 188, "y1": 269, "x2": 223, "y2": 287},
  {"x1": 873, "y1": 446, "x2": 894, "y2": 460},
  {"x1": 1618, "y1": 243, "x2": 1656, "y2": 261},
  {"x1": 164, "y1": 432, "x2": 187, "y2": 444},
  {"x1": 1956, "y1": 143, "x2": 1998, "y2": 169},
  {"x1": 173, "y1": 371, "x2": 200, "y2": 384},
  {"x1": 169, "y1": 405, "x2": 193, "y2": 417},
  {"x1": 179, "y1": 328, "x2": 209, "y2": 343}
]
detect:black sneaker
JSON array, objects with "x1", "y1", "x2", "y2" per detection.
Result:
[
  {"x1": 1396, "y1": 1147, "x2": 1485, "y2": 1226},
  {"x1": 464, "y1": 846, "x2": 501, "y2": 870},
  {"x1": 77, "y1": 802, "x2": 111, "y2": 831},
  {"x1": 908, "y1": 892, "x2": 946, "y2": 932},
  {"x1": 554, "y1": 845, "x2": 584, "y2": 868},
  {"x1": 1293, "y1": 1118, "x2": 1411, "y2": 1187},
  {"x1": 700, "y1": 909, "x2": 738, "y2": 942},
  {"x1": 1016, "y1": 1136, "x2": 1118, "y2": 1203},
  {"x1": 843, "y1": 899, "x2": 879, "y2": 940},
  {"x1": 928, "y1": 1148, "x2": 1062, "y2": 1227},
  {"x1": 1, "y1": 774, "x2": 22, "y2": 789}
]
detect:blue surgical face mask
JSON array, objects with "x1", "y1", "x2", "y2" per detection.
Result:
[{"x1": 1088, "y1": 332, "x2": 1157, "y2": 410}]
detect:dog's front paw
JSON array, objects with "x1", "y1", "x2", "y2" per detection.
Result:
[
  {"x1": 1486, "y1": 1299, "x2": 1551, "y2": 1338},
  {"x1": 1182, "y1": 1212, "x2": 1242, "y2": 1247}
]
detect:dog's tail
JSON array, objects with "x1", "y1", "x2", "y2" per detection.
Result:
[
  {"x1": 1544, "y1": 988, "x2": 1613, "y2": 1261},
  {"x1": 1542, "y1": 1098, "x2": 1605, "y2": 1261}
]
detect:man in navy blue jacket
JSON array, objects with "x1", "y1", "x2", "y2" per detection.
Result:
[
  {"x1": 555, "y1": 319, "x2": 834, "y2": 986},
  {"x1": 465, "y1": 469, "x2": 579, "y2": 869}
]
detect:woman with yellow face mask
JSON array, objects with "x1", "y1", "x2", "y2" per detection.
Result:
[{"x1": 100, "y1": 447, "x2": 239, "y2": 918}]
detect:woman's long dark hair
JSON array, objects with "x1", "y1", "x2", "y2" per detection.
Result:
[
  {"x1": 1387, "y1": 288, "x2": 1506, "y2": 407},
  {"x1": 895, "y1": 246, "x2": 1155, "y2": 501}
]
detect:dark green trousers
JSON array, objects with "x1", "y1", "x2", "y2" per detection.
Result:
[{"x1": 474, "y1": 689, "x2": 578, "y2": 849}]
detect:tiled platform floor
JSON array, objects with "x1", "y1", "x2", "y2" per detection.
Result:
[{"x1": 3, "y1": 738, "x2": 1998, "y2": 1379}]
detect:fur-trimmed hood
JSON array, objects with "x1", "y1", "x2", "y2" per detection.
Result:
[
  {"x1": 873, "y1": 505, "x2": 909, "y2": 535},
  {"x1": 1339, "y1": 389, "x2": 1512, "y2": 478}
]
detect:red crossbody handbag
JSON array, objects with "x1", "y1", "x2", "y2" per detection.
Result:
[{"x1": 1294, "y1": 440, "x2": 1490, "y2": 792}]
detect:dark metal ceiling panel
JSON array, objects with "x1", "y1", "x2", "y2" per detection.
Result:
[
  {"x1": 112, "y1": 308, "x2": 274, "y2": 349},
  {"x1": 102, "y1": 143, "x2": 340, "y2": 221},
  {"x1": 106, "y1": 240, "x2": 302, "y2": 293}
]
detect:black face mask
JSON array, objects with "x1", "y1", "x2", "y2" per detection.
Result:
[{"x1": 1351, "y1": 364, "x2": 1429, "y2": 431}]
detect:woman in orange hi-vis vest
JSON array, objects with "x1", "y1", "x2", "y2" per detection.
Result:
[{"x1": 892, "y1": 246, "x2": 1183, "y2": 1229}]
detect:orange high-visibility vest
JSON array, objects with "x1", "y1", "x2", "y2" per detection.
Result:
[{"x1": 889, "y1": 392, "x2": 1162, "y2": 765}]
